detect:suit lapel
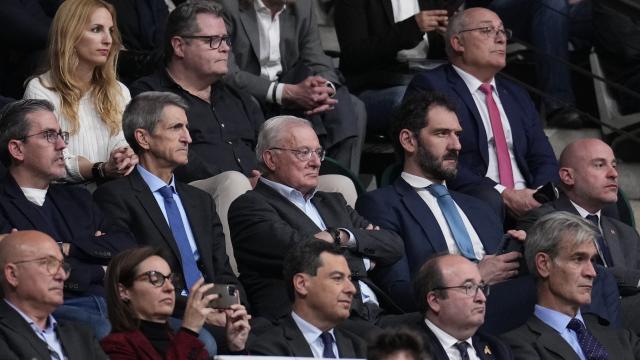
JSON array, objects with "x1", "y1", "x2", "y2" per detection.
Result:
[
  {"x1": 419, "y1": 321, "x2": 450, "y2": 360},
  {"x1": 0, "y1": 302, "x2": 51, "y2": 358},
  {"x1": 528, "y1": 316, "x2": 581, "y2": 360},
  {"x1": 600, "y1": 216, "x2": 625, "y2": 267},
  {"x1": 312, "y1": 193, "x2": 341, "y2": 229},
  {"x1": 282, "y1": 315, "x2": 315, "y2": 357},
  {"x1": 256, "y1": 182, "x2": 323, "y2": 231},
  {"x1": 2, "y1": 175, "x2": 52, "y2": 233},
  {"x1": 395, "y1": 178, "x2": 449, "y2": 253},
  {"x1": 334, "y1": 328, "x2": 357, "y2": 358},
  {"x1": 445, "y1": 65, "x2": 489, "y2": 165},
  {"x1": 238, "y1": 1, "x2": 260, "y2": 63},
  {"x1": 381, "y1": 0, "x2": 395, "y2": 24},
  {"x1": 129, "y1": 171, "x2": 181, "y2": 258},
  {"x1": 495, "y1": 75, "x2": 526, "y2": 165}
]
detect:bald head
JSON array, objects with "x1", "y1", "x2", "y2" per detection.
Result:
[
  {"x1": 558, "y1": 139, "x2": 618, "y2": 212},
  {"x1": 0, "y1": 231, "x2": 61, "y2": 281}
]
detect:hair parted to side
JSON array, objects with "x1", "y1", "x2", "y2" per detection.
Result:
[
  {"x1": 44, "y1": 0, "x2": 123, "y2": 136},
  {"x1": 413, "y1": 252, "x2": 453, "y2": 314},
  {"x1": 368, "y1": 328, "x2": 431, "y2": 360},
  {"x1": 122, "y1": 91, "x2": 188, "y2": 155},
  {"x1": 105, "y1": 246, "x2": 169, "y2": 332},
  {"x1": 255, "y1": 115, "x2": 313, "y2": 173},
  {"x1": 525, "y1": 211, "x2": 598, "y2": 278},
  {"x1": 0, "y1": 99, "x2": 55, "y2": 167}
]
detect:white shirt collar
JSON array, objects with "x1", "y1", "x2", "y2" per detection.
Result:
[
  {"x1": 570, "y1": 200, "x2": 602, "y2": 219},
  {"x1": 401, "y1": 171, "x2": 446, "y2": 189},
  {"x1": 291, "y1": 311, "x2": 336, "y2": 348},
  {"x1": 452, "y1": 64, "x2": 497, "y2": 95},
  {"x1": 425, "y1": 318, "x2": 474, "y2": 352}
]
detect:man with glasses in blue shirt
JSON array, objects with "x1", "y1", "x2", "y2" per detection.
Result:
[
  {"x1": 229, "y1": 115, "x2": 403, "y2": 326},
  {"x1": 0, "y1": 99, "x2": 136, "y2": 340},
  {"x1": 0, "y1": 230, "x2": 108, "y2": 358}
]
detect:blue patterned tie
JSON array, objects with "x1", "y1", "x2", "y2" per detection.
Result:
[
  {"x1": 428, "y1": 184, "x2": 477, "y2": 260},
  {"x1": 158, "y1": 185, "x2": 201, "y2": 290},
  {"x1": 320, "y1": 332, "x2": 336, "y2": 358},
  {"x1": 567, "y1": 318, "x2": 609, "y2": 360}
]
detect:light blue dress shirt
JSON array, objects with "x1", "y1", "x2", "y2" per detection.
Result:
[{"x1": 534, "y1": 305, "x2": 587, "y2": 360}]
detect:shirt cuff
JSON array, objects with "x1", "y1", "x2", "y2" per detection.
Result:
[
  {"x1": 339, "y1": 228, "x2": 356, "y2": 248},
  {"x1": 266, "y1": 82, "x2": 285, "y2": 105},
  {"x1": 63, "y1": 153, "x2": 85, "y2": 182},
  {"x1": 494, "y1": 184, "x2": 506, "y2": 194}
]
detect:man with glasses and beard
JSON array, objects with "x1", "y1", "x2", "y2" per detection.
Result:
[{"x1": 356, "y1": 92, "x2": 525, "y2": 321}]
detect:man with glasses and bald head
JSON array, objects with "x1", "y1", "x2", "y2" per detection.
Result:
[
  {"x1": 0, "y1": 230, "x2": 107, "y2": 358},
  {"x1": 228, "y1": 115, "x2": 403, "y2": 326},
  {"x1": 0, "y1": 99, "x2": 136, "y2": 340},
  {"x1": 404, "y1": 7, "x2": 559, "y2": 225}
]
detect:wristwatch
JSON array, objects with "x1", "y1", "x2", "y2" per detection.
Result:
[{"x1": 326, "y1": 227, "x2": 342, "y2": 246}]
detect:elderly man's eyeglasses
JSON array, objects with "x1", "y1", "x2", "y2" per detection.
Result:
[
  {"x1": 13, "y1": 256, "x2": 71, "y2": 276},
  {"x1": 457, "y1": 26, "x2": 512, "y2": 40},
  {"x1": 434, "y1": 283, "x2": 490, "y2": 297},
  {"x1": 269, "y1": 147, "x2": 326, "y2": 161},
  {"x1": 21, "y1": 130, "x2": 70, "y2": 144},
  {"x1": 180, "y1": 34, "x2": 231, "y2": 49},
  {"x1": 136, "y1": 271, "x2": 175, "y2": 287}
]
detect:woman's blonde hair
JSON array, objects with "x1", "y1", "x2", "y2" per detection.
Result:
[{"x1": 45, "y1": 0, "x2": 123, "y2": 135}]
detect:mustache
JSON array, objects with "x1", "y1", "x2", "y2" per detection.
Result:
[{"x1": 442, "y1": 151, "x2": 459, "y2": 161}]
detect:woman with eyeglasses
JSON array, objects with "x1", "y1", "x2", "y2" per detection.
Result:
[
  {"x1": 23, "y1": 0, "x2": 137, "y2": 183},
  {"x1": 101, "y1": 247, "x2": 251, "y2": 359}
]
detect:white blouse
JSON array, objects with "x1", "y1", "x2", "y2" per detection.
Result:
[{"x1": 24, "y1": 72, "x2": 130, "y2": 181}]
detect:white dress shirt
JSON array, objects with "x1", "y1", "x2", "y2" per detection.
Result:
[
  {"x1": 425, "y1": 318, "x2": 480, "y2": 360},
  {"x1": 401, "y1": 172, "x2": 486, "y2": 259},
  {"x1": 254, "y1": 0, "x2": 286, "y2": 104},
  {"x1": 391, "y1": 0, "x2": 429, "y2": 60},
  {"x1": 451, "y1": 65, "x2": 527, "y2": 191}
]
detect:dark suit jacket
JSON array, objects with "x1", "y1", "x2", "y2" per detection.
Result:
[
  {"x1": 0, "y1": 300, "x2": 107, "y2": 359},
  {"x1": 0, "y1": 174, "x2": 135, "y2": 297},
  {"x1": 228, "y1": 180, "x2": 404, "y2": 320},
  {"x1": 93, "y1": 169, "x2": 242, "y2": 300},
  {"x1": 355, "y1": 177, "x2": 504, "y2": 311},
  {"x1": 405, "y1": 64, "x2": 559, "y2": 193},
  {"x1": 221, "y1": 0, "x2": 340, "y2": 99},
  {"x1": 100, "y1": 329, "x2": 208, "y2": 360},
  {"x1": 518, "y1": 193, "x2": 640, "y2": 295},
  {"x1": 502, "y1": 313, "x2": 640, "y2": 360},
  {"x1": 247, "y1": 314, "x2": 368, "y2": 357}
]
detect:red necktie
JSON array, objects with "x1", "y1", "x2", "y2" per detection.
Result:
[{"x1": 479, "y1": 83, "x2": 514, "y2": 188}]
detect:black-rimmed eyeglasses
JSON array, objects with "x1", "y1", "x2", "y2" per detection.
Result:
[
  {"x1": 136, "y1": 270, "x2": 175, "y2": 287},
  {"x1": 457, "y1": 26, "x2": 512, "y2": 40},
  {"x1": 21, "y1": 130, "x2": 69, "y2": 145},
  {"x1": 433, "y1": 283, "x2": 490, "y2": 297},
  {"x1": 269, "y1": 147, "x2": 326, "y2": 162},
  {"x1": 180, "y1": 34, "x2": 231, "y2": 49},
  {"x1": 13, "y1": 256, "x2": 71, "y2": 276}
]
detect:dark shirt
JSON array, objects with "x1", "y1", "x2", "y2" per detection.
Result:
[{"x1": 130, "y1": 69, "x2": 265, "y2": 182}]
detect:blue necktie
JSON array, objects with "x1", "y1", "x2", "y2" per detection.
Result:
[
  {"x1": 428, "y1": 184, "x2": 476, "y2": 260},
  {"x1": 158, "y1": 185, "x2": 201, "y2": 290},
  {"x1": 320, "y1": 332, "x2": 336, "y2": 358},
  {"x1": 585, "y1": 214, "x2": 613, "y2": 267},
  {"x1": 454, "y1": 342, "x2": 470, "y2": 360},
  {"x1": 567, "y1": 318, "x2": 609, "y2": 360}
]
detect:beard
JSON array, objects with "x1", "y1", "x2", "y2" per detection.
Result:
[{"x1": 416, "y1": 141, "x2": 458, "y2": 182}]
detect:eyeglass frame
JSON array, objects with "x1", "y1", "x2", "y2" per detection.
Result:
[
  {"x1": 135, "y1": 270, "x2": 175, "y2": 288},
  {"x1": 12, "y1": 256, "x2": 71, "y2": 276},
  {"x1": 179, "y1": 34, "x2": 231, "y2": 49},
  {"x1": 20, "y1": 129, "x2": 70, "y2": 145},
  {"x1": 457, "y1": 26, "x2": 512, "y2": 40},
  {"x1": 433, "y1": 282, "x2": 490, "y2": 297},
  {"x1": 269, "y1": 147, "x2": 326, "y2": 162}
]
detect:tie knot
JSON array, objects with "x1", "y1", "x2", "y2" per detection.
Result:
[
  {"x1": 567, "y1": 318, "x2": 585, "y2": 333},
  {"x1": 158, "y1": 185, "x2": 174, "y2": 200},
  {"x1": 428, "y1": 183, "x2": 449, "y2": 198},
  {"x1": 454, "y1": 341, "x2": 469, "y2": 357},
  {"x1": 479, "y1": 83, "x2": 492, "y2": 95},
  {"x1": 585, "y1": 214, "x2": 599, "y2": 227}
]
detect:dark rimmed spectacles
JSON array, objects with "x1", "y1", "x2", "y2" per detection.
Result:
[
  {"x1": 136, "y1": 270, "x2": 175, "y2": 287},
  {"x1": 180, "y1": 34, "x2": 231, "y2": 49},
  {"x1": 21, "y1": 130, "x2": 69, "y2": 144},
  {"x1": 433, "y1": 283, "x2": 490, "y2": 297},
  {"x1": 13, "y1": 256, "x2": 71, "y2": 276},
  {"x1": 457, "y1": 26, "x2": 512, "y2": 40},
  {"x1": 269, "y1": 147, "x2": 326, "y2": 162}
]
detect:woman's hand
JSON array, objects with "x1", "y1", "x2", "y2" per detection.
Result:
[
  {"x1": 181, "y1": 278, "x2": 217, "y2": 333},
  {"x1": 103, "y1": 147, "x2": 139, "y2": 178},
  {"x1": 225, "y1": 304, "x2": 251, "y2": 352}
]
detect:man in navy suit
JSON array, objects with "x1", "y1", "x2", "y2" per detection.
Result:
[
  {"x1": 404, "y1": 7, "x2": 559, "y2": 221},
  {"x1": 356, "y1": 92, "x2": 530, "y2": 333}
]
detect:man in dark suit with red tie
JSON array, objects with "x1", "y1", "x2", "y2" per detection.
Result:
[{"x1": 404, "y1": 7, "x2": 559, "y2": 221}]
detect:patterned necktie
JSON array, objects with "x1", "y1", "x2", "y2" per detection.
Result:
[
  {"x1": 428, "y1": 184, "x2": 476, "y2": 260},
  {"x1": 567, "y1": 318, "x2": 609, "y2": 360},
  {"x1": 454, "y1": 341, "x2": 470, "y2": 360},
  {"x1": 479, "y1": 83, "x2": 515, "y2": 188},
  {"x1": 585, "y1": 214, "x2": 613, "y2": 267},
  {"x1": 158, "y1": 185, "x2": 201, "y2": 290},
  {"x1": 320, "y1": 332, "x2": 336, "y2": 358}
]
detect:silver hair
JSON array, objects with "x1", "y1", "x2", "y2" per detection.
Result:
[
  {"x1": 445, "y1": 10, "x2": 469, "y2": 58},
  {"x1": 525, "y1": 211, "x2": 598, "y2": 278},
  {"x1": 255, "y1": 115, "x2": 312, "y2": 173},
  {"x1": 122, "y1": 91, "x2": 188, "y2": 155}
]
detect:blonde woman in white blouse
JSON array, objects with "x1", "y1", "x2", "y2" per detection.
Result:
[{"x1": 24, "y1": 0, "x2": 137, "y2": 182}]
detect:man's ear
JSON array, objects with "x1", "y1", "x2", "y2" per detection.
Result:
[
  {"x1": 426, "y1": 291, "x2": 441, "y2": 314},
  {"x1": 134, "y1": 129, "x2": 151, "y2": 151},
  {"x1": 262, "y1": 150, "x2": 277, "y2": 172},
  {"x1": 450, "y1": 34, "x2": 464, "y2": 53},
  {"x1": 292, "y1": 273, "x2": 309, "y2": 297},
  {"x1": 3, "y1": 264, "x2": 19, "y2": 288},
  {"x1": 7, "y1": 139, "x2": 25, "y2": 162},
  {"x1": 535, "y1": 252, "x2": 552, "y2": 279},
  {"x1": 399, "y1": 129, "x2": 417, "y2": 154},
  {"x1": 559, "y1": 167, "x2": 575, "y2": 187},
  {"x1": 171, "y1": 36, "x2": 186, "y2": 59}
]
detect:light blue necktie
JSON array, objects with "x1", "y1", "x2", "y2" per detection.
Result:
[
  {"x1": 158, "y1": 185, "x2": 201, "y2": 291},
  {"x1": 428, "y1": 184, "x2": 477, "y2": 260}
]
